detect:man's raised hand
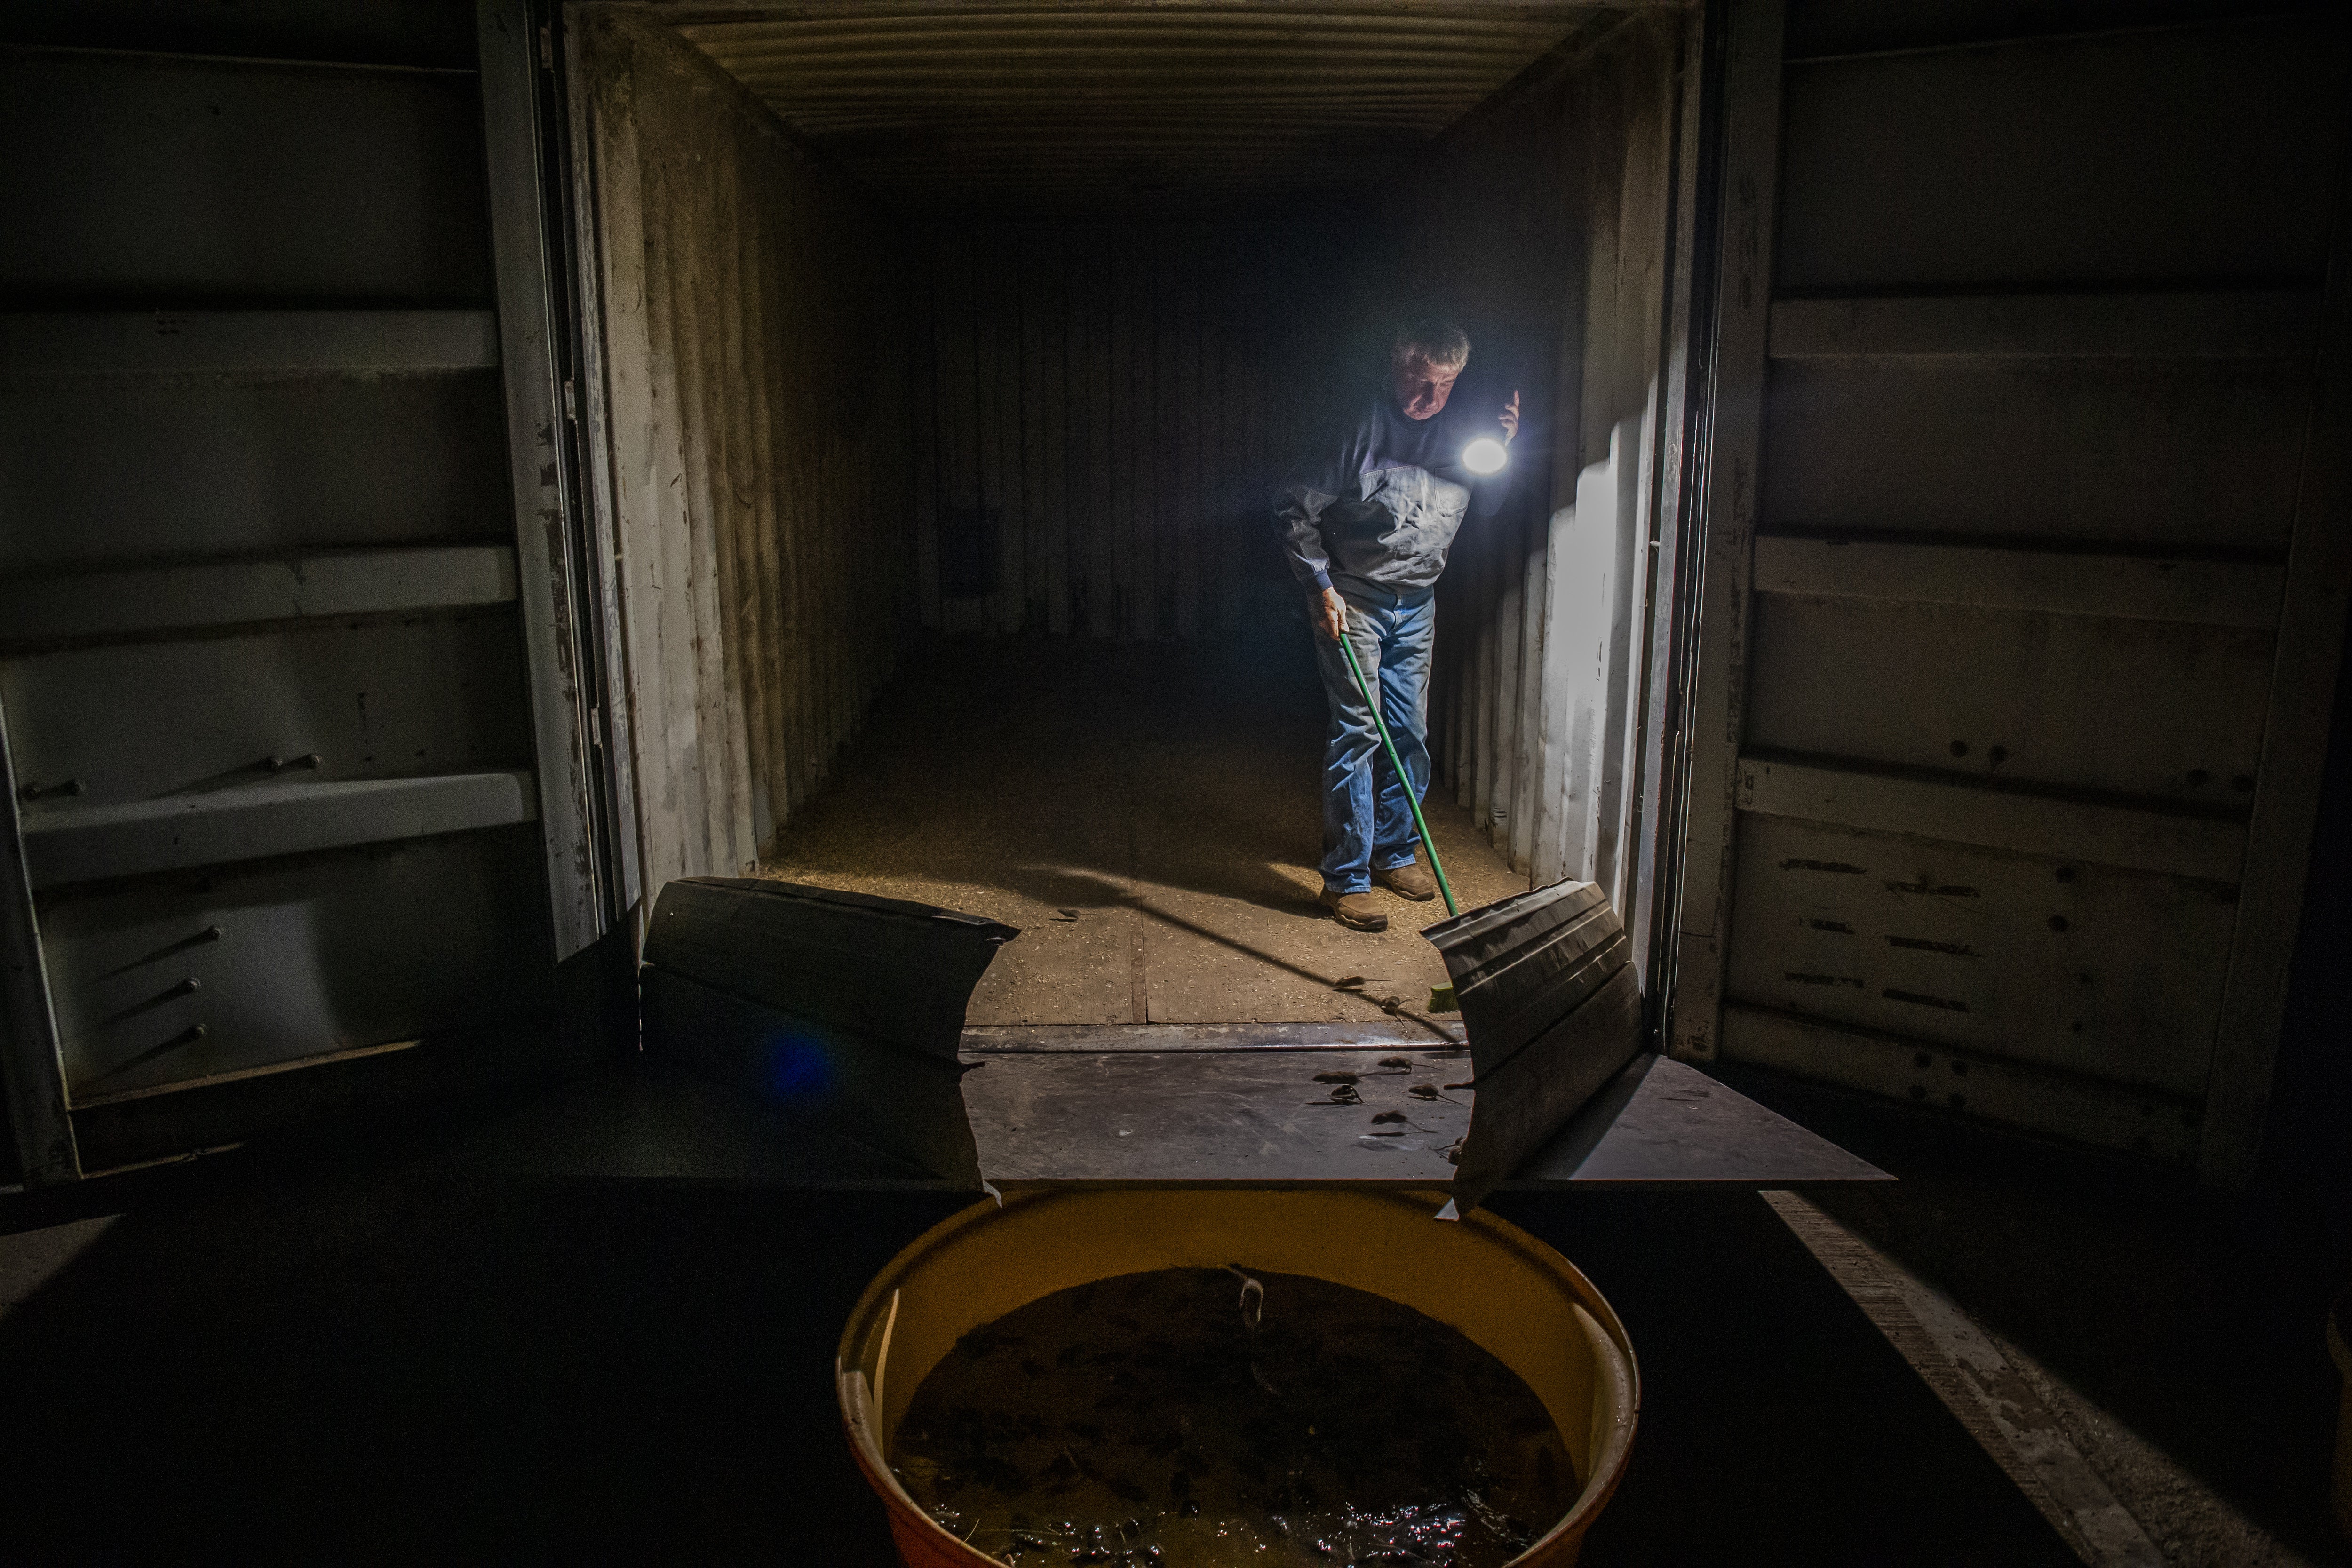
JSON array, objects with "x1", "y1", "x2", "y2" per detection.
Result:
[{"x1": 1500, "y1": 390, "x2": 1521, "y2": 444}]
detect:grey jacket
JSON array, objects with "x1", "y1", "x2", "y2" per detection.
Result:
[{"x1": 1277, "y1": 387, "x2": 1514, "y2": 600}]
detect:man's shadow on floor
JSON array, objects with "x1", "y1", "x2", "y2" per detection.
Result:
[{"x1": 998, "y1": 867, "x2": 1459, "y2": 1039}]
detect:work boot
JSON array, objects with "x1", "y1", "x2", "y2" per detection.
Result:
[
  {"x1": 1319, "y1": 887, "x2": 1389, "y2": 932},
  {"x1": 1374, "y1": 860, "x2": 1438, "y2": 902}
]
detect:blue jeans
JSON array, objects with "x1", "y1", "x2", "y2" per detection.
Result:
[{"x1": 1314, "y1": 587, "x2": 1435, "y2": 894}]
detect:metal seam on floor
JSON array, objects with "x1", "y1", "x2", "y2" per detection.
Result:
[
  {"x1": 1761, "y1": 1189, "x2": 2168, "y2": 1568},
  {"x1": 961, "y1": 1021, "x2": 1466, "y2": 1052}
]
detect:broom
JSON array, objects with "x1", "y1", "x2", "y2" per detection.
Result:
[{"x1": 1335, "y1": 626, "x2": 1463, "y2": 1012}]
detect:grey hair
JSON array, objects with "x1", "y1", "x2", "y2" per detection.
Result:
[{"x1": 1391, "y1": 318, "x2": 1471, "y2": 372}]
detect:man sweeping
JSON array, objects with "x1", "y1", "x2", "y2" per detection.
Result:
[{"x1": 1279, "y1": 319, "x2": 1518, "y2": 932}]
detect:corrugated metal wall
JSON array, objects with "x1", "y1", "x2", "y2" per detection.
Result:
[
  {"x1": 674, "y1": 3, "x2": 1620, "y2": 216},
  {"x1": 573, "y1": 9, "x2": 916, "y2": 891},
  {"x1": 910, "y1": 221, "x2": 1360, "y2": 639},
  {"x1": 1414, "y1": 15, "x2": 1692, "y2": 923}
]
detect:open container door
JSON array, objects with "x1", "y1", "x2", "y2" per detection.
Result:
[
  {"x1": 1668, "y1": 0, "x2": 2352, "y2": 1182},
  {"x1": 0, "y1": 0, "x2": 635, "y2": 1186}
]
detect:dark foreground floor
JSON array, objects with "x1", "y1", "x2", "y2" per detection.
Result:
[
  {"x1": 7, "y1": 625, "x2": 2344, "y2": 1564},
  {"x1": 0, "y1": 1125, "x2": 2074, "y2": 1566},
  {"x1": 1717, "y1": 1065, "x2": 2352, "y2": 1568}
]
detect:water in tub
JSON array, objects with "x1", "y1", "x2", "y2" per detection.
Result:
[{"x1": 890, "y1": 1267, "x2": 1578, "y2": 1565}]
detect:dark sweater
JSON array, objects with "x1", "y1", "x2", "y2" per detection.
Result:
[{"x1": 1277, "y1": 386, "x2": 1515, "y2": 599}]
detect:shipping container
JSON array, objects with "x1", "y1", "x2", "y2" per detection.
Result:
[{"x1": 3, "y1": 0, "x2": 2346, "y2": 1191}]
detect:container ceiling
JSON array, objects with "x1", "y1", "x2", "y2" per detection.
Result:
[{"x1": 652, "y1": 1, "x2": 1652, "y2": 215}]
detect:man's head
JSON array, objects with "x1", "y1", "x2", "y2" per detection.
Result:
[{"x1": 1390, "y1": 319, "x2": 1471, "y2": 420}]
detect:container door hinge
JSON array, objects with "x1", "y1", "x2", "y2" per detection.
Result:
[
  {"x1": 539, "y1": 24, "x2": 554, "y2": 70},
  {"x1": 562, "y1": 378, "x2": 578, "y2": 421}
]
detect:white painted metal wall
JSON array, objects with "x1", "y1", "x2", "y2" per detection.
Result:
[{"x1": 1418, "y1": 13, "x2": 1693, "y2": 943}]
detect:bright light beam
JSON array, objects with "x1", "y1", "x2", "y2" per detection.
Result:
[{"x1": 1462, "y1": 436, "x2": 1509, "y2": 476}]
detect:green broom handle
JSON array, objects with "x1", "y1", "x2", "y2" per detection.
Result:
[{"x1": 1338, "y1": 620, "x2": 1459, "y2": 917}]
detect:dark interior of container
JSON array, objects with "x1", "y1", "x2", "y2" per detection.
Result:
[{"x1": 565, "y1": 4, "x2": 1689, "y2": 1031}]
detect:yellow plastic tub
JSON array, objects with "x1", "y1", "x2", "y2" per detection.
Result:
[{"x1": 837, "y1": 1187, "x2": 1640, "y2": 1567}]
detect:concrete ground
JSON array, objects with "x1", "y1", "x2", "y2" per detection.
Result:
[
  {"x1": 1724, "y1": 1067, "x2": 2352, "y2": 1568},
  {"x1": 762, "y1": 631, "x2": 1527, "y2": 1032}
]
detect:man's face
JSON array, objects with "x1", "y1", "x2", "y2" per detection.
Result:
[{"x1": 1391, "y1": 353, "x2": 1460, "y2": 421}]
